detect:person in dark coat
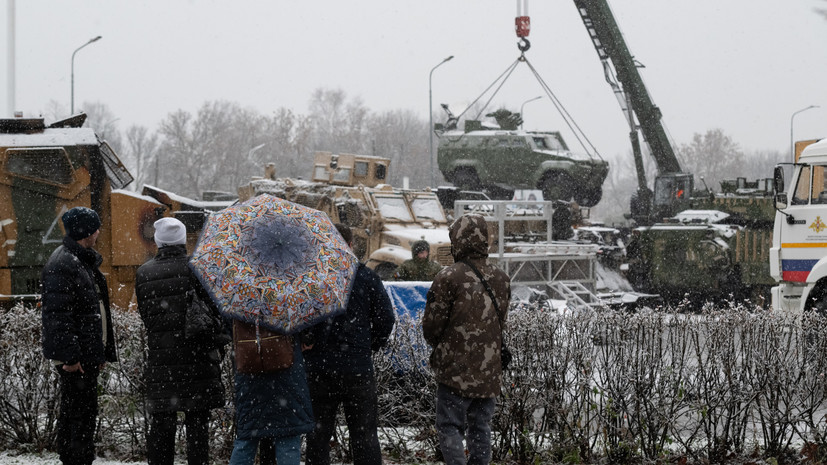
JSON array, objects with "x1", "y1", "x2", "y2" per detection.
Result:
[
  {"x1": 41, "y1": 206, "x2": 118, "y2": 465},
  {"x1": 392, "y1": 239, "x2": 443, "y2": 281},
  {"x1": 422, "y1": 213, "x2": 511, "y2": 465},
  {"x1": 304, "y1": 223, "x2": 396, "y2": 465},
  {"x1": 135, "y1": 217, "x2": 226, "y2": 465}
]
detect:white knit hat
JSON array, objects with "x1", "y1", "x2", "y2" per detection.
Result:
[{"x1": 154, "y1": 217, "x2": 187, "y2": 247}]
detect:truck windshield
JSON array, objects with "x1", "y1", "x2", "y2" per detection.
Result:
[
  {"x1": 374, "y1": 195, "x2": 413, "y2": 221},
  {"x1": 410, "y1": 197, "x2": 446, "y2": 222}
]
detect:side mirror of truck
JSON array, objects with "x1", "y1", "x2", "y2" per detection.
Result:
[
  {"x1": 773, "y1": 166, "x2": 788, "y2": 209},
  {"x1": 773, "y1": 166, "x2": 785, "y2": 195}
]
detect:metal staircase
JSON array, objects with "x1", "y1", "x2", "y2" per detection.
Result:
[{"x1": 549, "y1": 281, "x2": 606, "y2": 312}]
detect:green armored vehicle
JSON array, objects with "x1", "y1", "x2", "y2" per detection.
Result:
[
  {"x1": 436, "y1": 117, "x2": 609, "y2": 207},
  {"x1": 626, "y1": 180, "x2": 776, "y2": 304}
]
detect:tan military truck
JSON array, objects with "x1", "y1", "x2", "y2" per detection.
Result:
[
  {"x1": 0, "y1": 114, "x2": 223, "y2": 308},
  {"x1": 238, "y1": 152, "x2": 452, "y2": 279}
]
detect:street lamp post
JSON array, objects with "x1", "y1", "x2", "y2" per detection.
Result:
[
  {"x1": 71, "y1": 35, "x2": 102, "y2": 114},
  {"x1": 790, "y1": 105, "x2": 819, "y2": 162},
  {"x1": 429, "y1": 55, "x2": 454, "y2": 188},
  {"x1": 519, "y1": 96, "x2": 542, "y2": 130}
]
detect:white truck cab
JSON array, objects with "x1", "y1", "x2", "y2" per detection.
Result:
[{"x1": 771, "y1": 138, "x2": 827, "y2": 313}]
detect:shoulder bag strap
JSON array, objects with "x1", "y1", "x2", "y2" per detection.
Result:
[{"x1": 461, "y1": 259, "x2": 503, "y2": 323}]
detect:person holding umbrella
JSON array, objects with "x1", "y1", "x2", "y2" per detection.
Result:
[{"x1": 189, "y1": 195, "x2": 363, "y2": 465}]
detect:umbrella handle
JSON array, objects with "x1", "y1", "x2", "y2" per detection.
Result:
[{"x1": 255, "y1": 322, "x2": 262, "y2": 353}]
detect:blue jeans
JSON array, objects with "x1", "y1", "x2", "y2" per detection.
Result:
[
  {"x1": 436, "y1": 383, "x2": 496, "y2": 465},
  {"x1": 228, "y1": 435, "x2": 301, "y2": 465}
]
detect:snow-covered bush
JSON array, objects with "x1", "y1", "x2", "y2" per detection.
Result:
[{"x1": 5, "y1": 301, "x2": 827, "y2": 464}]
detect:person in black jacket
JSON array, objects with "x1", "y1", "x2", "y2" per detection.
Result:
[
  {"x1": 304, "y1": 223, "x2": 396, "y2": 465},
  {"x1": 41, "y1": 206, "x2": 117, "y2": 465},
  {"x1": 135, "y1": 217, "x2": 227, "y2": 465}
]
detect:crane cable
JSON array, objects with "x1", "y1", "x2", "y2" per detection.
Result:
[{"x1": 447, "y1": 0, "x2": 603, "y2": 161}]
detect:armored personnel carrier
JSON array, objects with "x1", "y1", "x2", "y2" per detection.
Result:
[
  {"x1": 436, "y1": 118, "x2": 609, "y2": 207},
  {"x1": 239, "y1": 152, "x2": 453, "y2": 279}
]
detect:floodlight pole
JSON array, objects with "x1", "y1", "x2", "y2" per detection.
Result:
[
  {"x1": 71, "y1": 35, "x2": 102, "y2": 114},
  {"x1": 429, "y1": 55, "x2": 454, "y2": 188},
  {"x1": 519, "y1": 96, "x2": 542, "y2": 130}
]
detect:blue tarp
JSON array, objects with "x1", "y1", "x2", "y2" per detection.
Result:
[{"x1": 383, "y1": 281, "x2": 431, "y2": 318}]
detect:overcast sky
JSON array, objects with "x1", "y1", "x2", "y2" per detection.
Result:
[{"x1": 1, "y1": 1, "x2": 826, "y2": 161}]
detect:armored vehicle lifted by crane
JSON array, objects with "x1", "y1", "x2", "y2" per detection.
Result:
[
  {"x1": 437, "y1": 110, "x2": 609, "y2": 207},
  {"x1": 239, "y1": 152, "x2": 453, "y2": 279}
]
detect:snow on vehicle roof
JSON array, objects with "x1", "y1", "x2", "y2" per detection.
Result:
[
  {"x1": 672, "y1": 210, "x2": 730, "y2": 224},
  {"x1": 0, "y1": 127, "x2": 98, "y2": 147}
]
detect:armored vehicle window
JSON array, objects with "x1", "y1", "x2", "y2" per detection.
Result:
[
  {"x1": 354, "y1": 161, "x2": 369, "y2": 177},
  {"x1": 5, "y1": 147, "x2": 74, "y2": 185},
  {"x1": 313, "y1": 165, "x2": 327, "y2": 181},
  {"x1": 333, "y1": 167, "x2": 351, "y2": 183},
  {"x1": 792, "y1": 166, "x2": 811, "y2": 205},
  {"x1": 375, "y1": 164, "x2": 387, "y2": 180},
  {"x1": 533, "y1": 137, "x2": 548, "y2": 150},
  {"x1": 410, "y1": 197, "x2": 446, "y2": 222},
  {"x1": 374, "y1": 195, "x2": 413, "y2": 221}
]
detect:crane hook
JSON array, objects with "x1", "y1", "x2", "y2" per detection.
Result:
[{"x1": 518, "y1": 37, "x2": 531, "y2": 52}]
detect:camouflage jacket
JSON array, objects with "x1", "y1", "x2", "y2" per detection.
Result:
[
  {"x1": 422, "y1": 214, "x2": 510, "y2": 398},
  {"x1": 393, "y1": 257, "x2": 443, "y2": 281}
]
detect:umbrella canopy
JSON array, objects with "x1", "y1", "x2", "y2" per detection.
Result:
[{"x1": 190, "y1": 194, "x2": 358, "y2": 334}]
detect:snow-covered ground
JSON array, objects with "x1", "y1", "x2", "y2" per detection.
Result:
[
  {"x1": 0, "y1": 452, "x2": 145, "y2": 465},
  {"x1": 0, "y1": 452, "x2": 415, "y2": 465}
]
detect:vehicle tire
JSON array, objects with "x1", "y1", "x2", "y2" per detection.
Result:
[
  {"x1": 374, "y1": 263, "x2": 398, "y2": 280},
  {"x1": 452, "y1": 168, "x2": 481, "y2": 192},
  {"x1": 575, "y1": 187, "x2": 603, "y2": 207},
  {"x1": 540, "y1": 172, "x2": 574, "y2": 202},
  {"x1": 807, "y1": 285, "x2": 827, "y2": 315}
]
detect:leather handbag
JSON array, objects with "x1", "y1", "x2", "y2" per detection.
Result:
[{"x1": 233, "y1": 319, "x2": 294, "y2": 374}]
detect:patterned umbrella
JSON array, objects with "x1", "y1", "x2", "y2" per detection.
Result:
[{"x1": 190, "y1": 194, "x2": 358, "y2": 334}]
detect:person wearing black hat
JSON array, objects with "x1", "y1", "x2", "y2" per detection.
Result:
[{"x1": 41, "y1": 206, "x2": 117, "y2": 465}]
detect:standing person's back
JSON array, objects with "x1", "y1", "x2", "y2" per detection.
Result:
[
  {"x1": 41, "y1": 206, "x2": 117, "y2": 465},
  {"x1": 422, "y1": 213, "x2": 510, "y2": 465},
  {"x1": 135, "y1": 218, "x2": 226, "y2": 465},
  {"x1": 305, "y1": 223, "x2": 396, "y2": 465}
]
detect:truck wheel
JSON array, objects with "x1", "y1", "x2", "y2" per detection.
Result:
[
  {"x1": 575, "y1": 188, "x2": 603, "y2": 207},
  {"x1": 453, "y1": 168, "x2": 481, "y2": 192},
  {"x1": 540, "y1": 173, "x2": 574, "y2": 202},
  {"x1": 374, "y1": 263, "x2": 398, "y2": 280},
  {"x1": 807, "y1": 286, "x2": 827, "y2": 315}
]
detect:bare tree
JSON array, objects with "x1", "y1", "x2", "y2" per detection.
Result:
[
  {"x1": 156, "y1": 101, "x2": 265, "y2": 198},
  {"x1": 676, "y1": 129, "x2": 745, "y2": 192},
  {"x1": 123, "y1": 125, "x2": 159, "y2": 191},
  {"x1": 81, "y1": 101, "x2": 123, "y2": 153}
]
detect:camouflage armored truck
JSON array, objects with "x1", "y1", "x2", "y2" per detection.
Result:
[
  {"x1": 626, "y1": 179, "x2": 776, "y2": 304},
  {"x1": 0, "y1": 114, "x2": 222, "y2": 308},
  {"x1": 436, "y1": 116, "x2": 609, "y2": 207},
  {"x1": 238, "y1": 152, "x2": 453, "y2": 279}
]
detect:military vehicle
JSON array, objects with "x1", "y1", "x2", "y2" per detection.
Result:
[
  {"x1": 238, "y1": 152, "x2": 453, "y2": 279},
  {"x1": 626, "y1": 180, "x2": 776, "y2": 304},
  {"x1": 436, "y1": 113, "x2": 609, "y2": 207},
  {"x1": 0, "y1": 114, "x2": 221, "y2": 308}
]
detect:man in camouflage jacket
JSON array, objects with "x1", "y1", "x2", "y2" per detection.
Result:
[
  {"x1": 392, "y1": 239, "x2": 442, "y2": 281},
  {"x1": 422, "y1": 213, "x2": 510, "y2": 465}
]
